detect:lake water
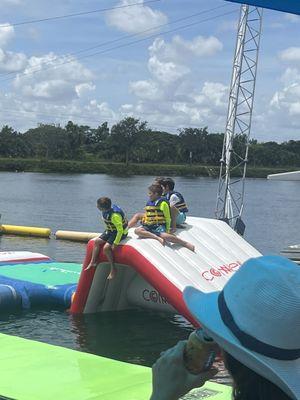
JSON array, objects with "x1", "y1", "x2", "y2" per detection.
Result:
[{"x1": 0, "y1": 172, "x2": 299, "y2": 382}]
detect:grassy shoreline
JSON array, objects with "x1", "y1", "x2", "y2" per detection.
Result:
[{"x1": 0, "y1": 157, "x2": 298, "y2": 178}]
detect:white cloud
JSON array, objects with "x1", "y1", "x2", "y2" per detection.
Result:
[
  {"x1": 21, "y1": 80, "x2": 78, "y2": 100},
  {"x1": 129, "y1": 79, "x2": 163, "y2": 100},
  {"x1": 122, "y1": 34, "x2": 227, "y2": 130},
  {"x1": 106, "y1": 0, "x2": 168, "y2": 34},
  {"x1": 194, "y1": 82, "x2": 228, "y2": 109},
  {"x1": 289, "y1": 101, "x2": 300, "y2": 115},
  {"x1": 270, "y1": 82, "x2": 300, "y2": 115},
  {"x1": 266, "y1": 67, "x2": 300, "y2": 136},
  {"x1": 145, "y1": 36, "x2": 222, "y2": 85},
  {"x1": 284, "y1": 13, "x2": 300, "y2": 23},
  {"x1": 75, "y1": 83, "x2": 95, "y2": 97},
  {"x1": 13, "y1": 53, "x2": 94, "y2": 102},
  {"x1": 87, "y1": 100, "x2": 116, "y2": 120},
  {"x1": 0, "y1": 23, "x2": 14, "y2": 47},
  {"x1": 120, "y1": 103, "x2": 133, "y2": 111},
  {"x1": 279, "y1": 47, "x2": 300, "y2": 62},
  {"x1": 148, "y1": 55, "x2": 190, "y2": 84},
  {"x1": 0, "y1": 48, "x2": 27, "y2": 72},
  {"x1": 149, "y1": 36, "x2": 222, "y2": 63},
  {"x1": 170, "y1": 82, "x2": 228, "y2": 125},
  {"x1": 280, "y1": 68, "x2": 300, "y2": 85}
]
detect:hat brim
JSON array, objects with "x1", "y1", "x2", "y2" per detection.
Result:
[{"x1": 183, "y1": 287, "x2": 300, "y2": 400}]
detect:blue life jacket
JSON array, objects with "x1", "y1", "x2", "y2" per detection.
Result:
[
  {"x1": 102, "y1": 205, "x2": 128, "y2": 232},
  {"x1": 165, "y1": 191, "x2": 188, "y2": 213}
]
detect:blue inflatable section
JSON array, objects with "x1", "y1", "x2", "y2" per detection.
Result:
[
  {"x1": 0, "y1": 284, "x2": 22, "y2": 310},
  {"x1": 0, "y1": 261, "x2": 81, "y2": 311},
  {"x1": 225, "y1": 0, "x2": 300, "y2": 16}
]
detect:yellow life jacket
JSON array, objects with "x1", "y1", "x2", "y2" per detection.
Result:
[{"x1": 142, "y1": 198, "x2": 168, "y2": 226}]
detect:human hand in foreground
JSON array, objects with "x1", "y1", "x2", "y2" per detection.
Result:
[{"x1": 150, "y1": 341, "x2": 218, "y2": 400}]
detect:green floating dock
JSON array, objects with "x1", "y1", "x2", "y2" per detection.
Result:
[{"x1": 0, "y1": 333, "x2": 231, "y2": 400}]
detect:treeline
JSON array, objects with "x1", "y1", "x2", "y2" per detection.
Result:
[{"x1": 0, "y1": 117, "x2": 299, "y2": 167}]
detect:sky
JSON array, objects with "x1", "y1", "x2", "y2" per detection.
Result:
[{"x1": 0, "y1": 0, "x2": 300, "y2": 142}]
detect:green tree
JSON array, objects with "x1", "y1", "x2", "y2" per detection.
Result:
[
  {"x1": 179, "y1": 127, "x2": 210, "y2": 163},
  {"x1": 23, "y1": 124, "x2": 69, "y2": 159},
  {"x1": 84, "y1": 122, "x2": 110, "y2": 156},
  {"x1": 110, "y1": 117, "x2": 147, "y2": 165},
  {"x1": 65, "y1": 121, "x2": 86, "y2": 159},
  {"x1": 0, "y1": 125, "x2": 29, "y2": 157}
]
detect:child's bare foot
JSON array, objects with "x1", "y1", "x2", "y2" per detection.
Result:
[
  {"x1": 185, "y1": 242, "x2": 195, "y2": 252},
  {"x1": 170, "y1": 227, "x2": 177, "y2": 233},
  {"x1": 84, "y1": 262, "x2": 97, "y2": 271},
  {"x1": 107, "y1": 269, "x2": 116, "y2": 280}
]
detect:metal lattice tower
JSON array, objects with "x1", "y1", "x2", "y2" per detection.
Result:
[{"x1": 215, "y1": 5, "x2": 263, "y2": 235}]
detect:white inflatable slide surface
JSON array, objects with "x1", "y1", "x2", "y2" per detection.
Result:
[{"x1": 71, "y1": 217, "x2": 261, "y2": 325}]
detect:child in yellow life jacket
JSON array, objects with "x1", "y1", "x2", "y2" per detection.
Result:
[
  {"x1": 128, "y1": 177, "x2": 165, "y2": 228},
  {"x1": 134, "y1": 184, "x2": 195, "y2": 251},
  {"x1": 85, "y1": 197, "x2": 128, "y2": 279}
]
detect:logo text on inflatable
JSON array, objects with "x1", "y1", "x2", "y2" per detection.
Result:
[
  {"x1": 202, "y1": 261, "x2": 242, "y2": 281},
  {"x1": 142, "y1": 289, "x2": 168, "y2": 304}
]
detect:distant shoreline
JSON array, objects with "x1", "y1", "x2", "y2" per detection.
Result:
[{"x1": 0, "y1": 157, "x2": 298, "y2": 178}]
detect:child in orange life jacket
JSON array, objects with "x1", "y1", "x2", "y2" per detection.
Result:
[
  {"x1": 134, "y1": 184, "x2": 195, "y2": 251},
  {"x1": 161, "y1": 177, "x2": 188, "y2": 233},
  {"x1": 85, "y1": 197, "x2": 128, "y2": 279},
  {"x1": 127, "y1": 177, "x2": 165, "y2": 228}
]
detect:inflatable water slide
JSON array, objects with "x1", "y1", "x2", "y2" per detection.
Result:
[{"x1": 71, "y1": 217, "x2": 261, "y2": 324}]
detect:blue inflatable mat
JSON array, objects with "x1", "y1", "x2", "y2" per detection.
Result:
[{"x1": 0, "y1": 261, "x2": 81, "y2": 310}]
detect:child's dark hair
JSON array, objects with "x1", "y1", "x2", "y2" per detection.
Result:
[
  {"x1": 148, "y1": 184, "x2": 163, "y2": 196},
  {"x1": 97, "y1": 197, "x2": 111, "y2": 210},
  {"x1": 154, "y1": 176, "x2": 165, "y2": 185},
  {"x1": 162, "y1": 177, "x2": 175, "y2": 191}
]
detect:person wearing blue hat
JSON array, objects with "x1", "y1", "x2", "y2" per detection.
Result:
[{"x1": 150, "y1": 255, "x2": 300, "y2": 400}]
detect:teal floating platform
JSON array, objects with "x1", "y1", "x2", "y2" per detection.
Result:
[
  {"x1": 0, "y1": 261, "x2": 81, "y2": 310},
  {"x1": 0, "y1": 333, "x2": 231, "y2": 400}
]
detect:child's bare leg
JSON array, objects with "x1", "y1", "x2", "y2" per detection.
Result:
[
  {"x1": 103, "y1": 242, "x2": 116, "y2": 280},
  {"x1": 134, "y1": 227, "x2": 165, "y2": 246},
  {"x1": 85, "y1": 238, "x2": 105, "y2": 270},
  {"x1": 161, "y1": 232, "x2": 195, "y2": 252},
  {"x1": 170, "y1": 206, "x2": 179, "y2": 233},
  {"x1": 128, "y1": 212, "x2": 144, "y2": 228}
]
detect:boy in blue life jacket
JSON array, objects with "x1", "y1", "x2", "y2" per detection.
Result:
[
  {"x1": 134, "y1": 184, "x2": 194, "y2": 251},
  {"x1": 85, "y1": 197, "x2": 128, "y2": 279},
  {"x1": 161, "y1": 177, "x2": 188, "y2": 233}
]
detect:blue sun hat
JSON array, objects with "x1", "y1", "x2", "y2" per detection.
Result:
[{"x1": 183, "y1": 255, "x2": 300, "y2": 400}]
